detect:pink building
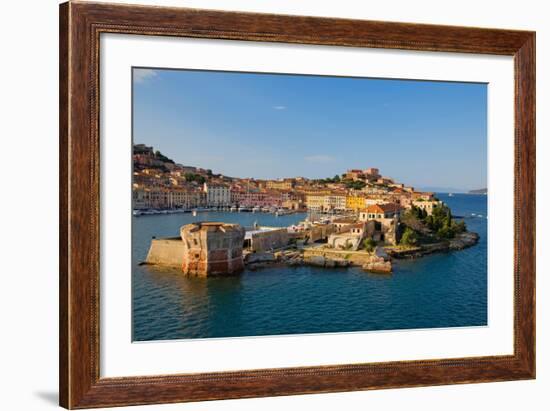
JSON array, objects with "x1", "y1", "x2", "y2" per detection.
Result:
[{"x1": 231, "y1": 191, "x2": 284, "y2": 207}]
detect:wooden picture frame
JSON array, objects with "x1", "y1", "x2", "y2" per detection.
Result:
[{"x1": 59, "y1": 1, "x2": 535, "y2": 408}]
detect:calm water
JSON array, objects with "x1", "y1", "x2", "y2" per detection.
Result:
[{"x1": 132, "y1": 194, "x2": 487, "y2": 341}]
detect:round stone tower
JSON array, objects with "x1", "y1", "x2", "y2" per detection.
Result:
[{"x1": 180, "y1": 222, "x2": 245, "y2": 276}]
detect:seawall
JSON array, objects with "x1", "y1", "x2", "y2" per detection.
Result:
[{"x1": 145, "y1": 237, "x2": 185, "y2": 267}]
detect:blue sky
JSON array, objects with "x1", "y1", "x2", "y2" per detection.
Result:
[{"x1": 133, "y1": 68, "x2": 487, "y2": 191}]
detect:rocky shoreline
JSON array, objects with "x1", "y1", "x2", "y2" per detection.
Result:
[
  {"x1": 244, "y1": 230, "x2": 479, "y2": 274},
  {"x1": 385, "y1": 231, "x2": 479, "y2": 259}
]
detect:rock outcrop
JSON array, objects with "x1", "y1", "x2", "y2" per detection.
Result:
[
  {"x1": 362, "y1": 255, "x2": 392, "y2": 273},
  {"x1": 449, "y1": 232, "x2": 480, "y2": 250},
  {"x1": 303, "y1": 255, "x2": 351, "y2": 268}
]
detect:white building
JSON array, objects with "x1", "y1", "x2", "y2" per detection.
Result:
[
  {"x1": 324, "y1": 194, "x2": 347, "y2": 211},
  {"x1": 203, "y1": 183, "x2": 231, "y2": 206},
  {"x1": 412, "y1": 199, "x2": 442, "y2": 215}
]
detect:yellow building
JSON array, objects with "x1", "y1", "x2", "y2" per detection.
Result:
[
  {"x1": 306, "y1": 194, "x2": 325, "y2": 211},
  {"x1": 306, "y1": 193, "x2": 346, "y2": 212},
  {"x1": 346, "y1": 195, "x2": 366, "y2": 211}
]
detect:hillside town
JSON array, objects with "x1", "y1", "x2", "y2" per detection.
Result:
[
  {"x1": 136, "y1": 144, "x2": 478, "y2": 274},
  {"x1": 133, "y1": 143, "x2": 440, "y2": 217}
]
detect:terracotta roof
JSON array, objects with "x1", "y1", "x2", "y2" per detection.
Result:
[
  {"x1": 333, "y1": 217, "x2": 356, "y2": 224},
  {"x1": 364, "y1": 203, "x2": 402, "y2": 214}
]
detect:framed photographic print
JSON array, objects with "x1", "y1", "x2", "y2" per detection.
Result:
[{"x1": 59, "y1": 1, "x2": 535, "y2": 408}]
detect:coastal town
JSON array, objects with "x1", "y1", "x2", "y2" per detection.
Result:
[
  {"x1": 134, "y1": 143, "x2": 441, "y2": 216},
  {"x1": 135, "y1": 144, "x2": 479, "y2": 274}
]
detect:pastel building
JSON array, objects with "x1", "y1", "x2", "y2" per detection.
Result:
[
  {"x1": 266, "y1": 178, "x2": 296, "y2": 190},
  {"x1": 306, "y1": 193, "x2": 346, "y2": 212},
  {"x1": 412, "y1": 199, "x2": 442, "y2": 215},
  {"x1": 346, "y1": 195, "x2": 367, "y2": 211},
  {"x1": 203, "y1": 183, "x2": 231, "y2": 206},
  {"x1": 358, "y1": 203, "x2": 402, "y2": 245}
]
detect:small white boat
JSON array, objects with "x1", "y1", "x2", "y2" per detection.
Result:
[
  {"x1": 230, "y1": 206, "x2": 237, "y2": 212},
  {"x1": 192, "y1": 209, "x2": 197, "y2": 217},
  {"x1": 275, "y1": 208, "x2": 289, "y2": 216},
  {"x1": 448, "y1": 193, "x2": 454, "y2": 197},
  {"x1": 252, "y1": 206, "x2": 261, "y2": 213}
]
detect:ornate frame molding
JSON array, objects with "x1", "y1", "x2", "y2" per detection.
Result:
[{"x1": 60, "y1": 1, "x2": 535, "y2": 408}]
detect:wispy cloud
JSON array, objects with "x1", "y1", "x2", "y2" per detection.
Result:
[
  {"x1": 273, "y1": 105, "x2": 287, "y2": 110},
  {"x1": 304, "y1": 154, "x2": 335, "y2": 163},
  {"x1": 134, "y1": 68, "x2": 158, "y2": 84}
]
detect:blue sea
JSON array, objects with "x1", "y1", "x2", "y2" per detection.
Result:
[{"x1": 132, "y1": 194, "x2": 487, "y2": 341}]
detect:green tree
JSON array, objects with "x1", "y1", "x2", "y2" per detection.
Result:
[
  {"x1": 437, "y1": 224, "x2": 455, "y2": 239},
  {"x1": 400, "y1": 227, "x2": 418, "y2": 246},
  {"x1": 363, "y1": 238, "x2": 377, "y2": 252},
  {"x1": 184, "y1": 173, "x2": 206, "y2": 185},
  {"x1": 425, "y1": 214, "x2": 434, "y2": 229},
  {"x1": 453, "y1": 220, "x2": 467, "y2": 233},
  {"x1": 154, "y1": 150, "x2": 174, "y2": 164},
  {"x1": 344, "y1": 180, "x2": 366, "y2": 190},
  {"x1": 420, "y1": 208, "x2": 428, "y2": 219},
  {"x1": 429, "y1": 205, "x2": 452, "y2": 233}
]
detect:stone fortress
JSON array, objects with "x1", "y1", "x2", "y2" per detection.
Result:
[
  {"x1": 180, "y1": 222, "x2": 245, "y2": 276},
  {"x1": 147, "y1": 222, "x2": 298, "y2": 276}
]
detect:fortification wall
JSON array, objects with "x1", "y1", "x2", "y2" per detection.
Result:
[
  {"x1": 250, "y1": 228, "x2": 289, "y2": 252},
  {"x1": 309, "y1": 223, "x2": 336, "y2": 242},
  {"x1": 145, "y1": 237, "x2": 185, "y2": 267}
]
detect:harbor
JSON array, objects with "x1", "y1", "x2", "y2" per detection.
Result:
[
  {"x1": 132, "y1": 194, "x2": 487, "y2": 341},
  {"x1": 133, "y1": 205, "x2": 300, "y2": 217},
  {"x1": 141, "y1": 202, "x2": 480, "y2": 276}
]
